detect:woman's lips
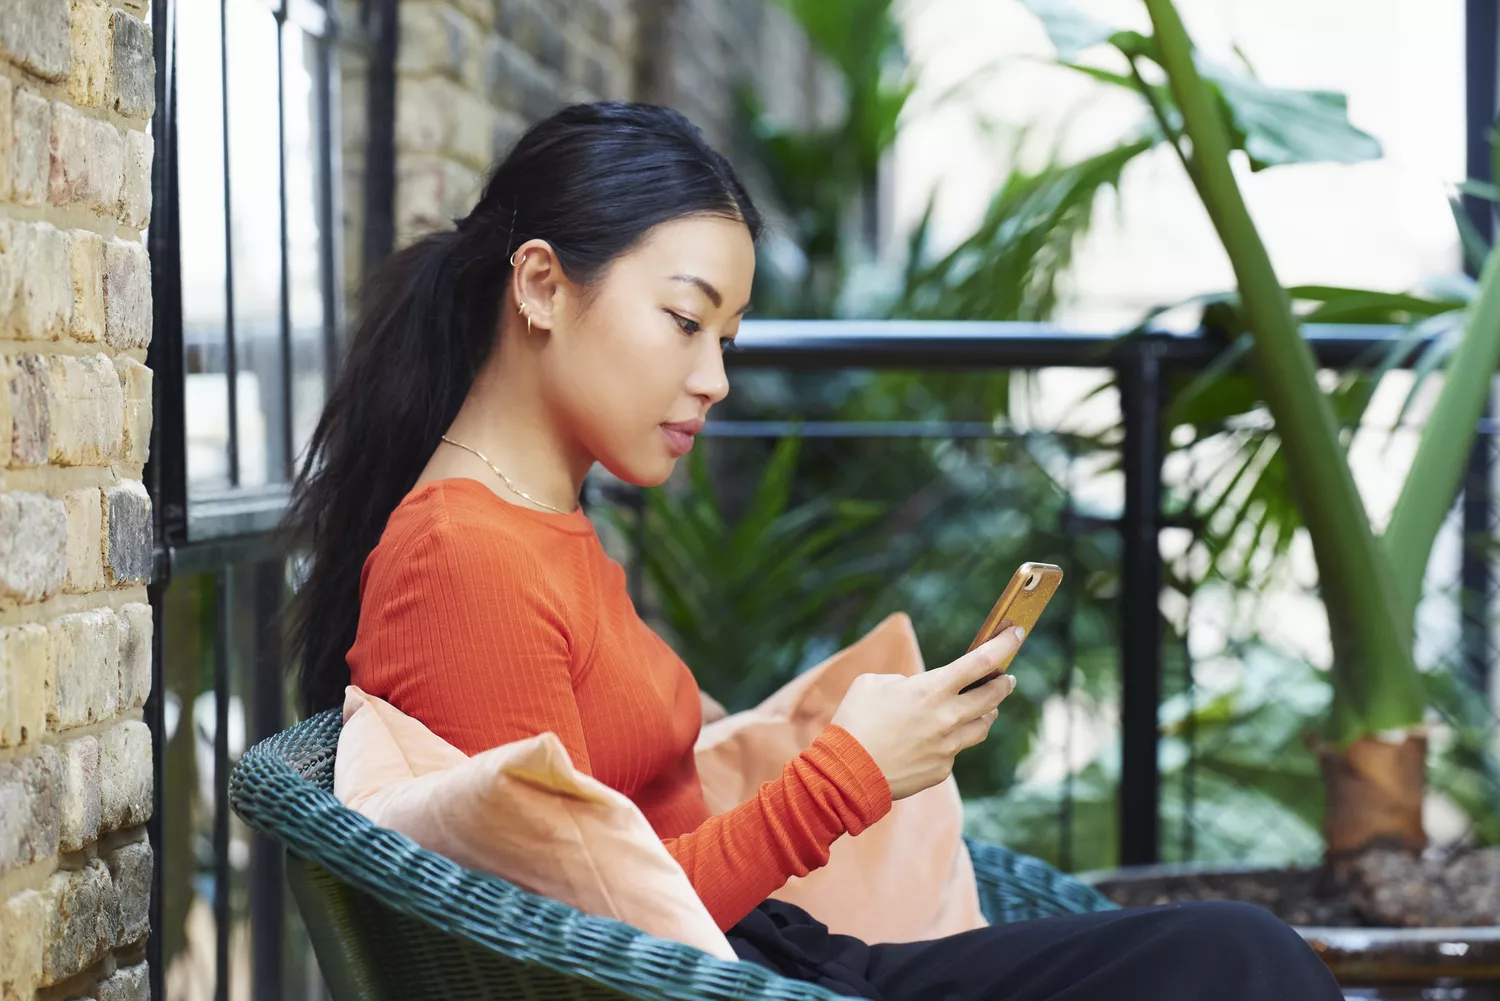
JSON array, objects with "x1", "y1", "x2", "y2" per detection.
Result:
[{"x1": 660, "y1": 419, "x2": 704, "y2": 457}]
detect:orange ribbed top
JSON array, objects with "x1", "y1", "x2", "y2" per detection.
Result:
[{"x1": 345, "y1": 477, "x2": 892, "y2": 929}]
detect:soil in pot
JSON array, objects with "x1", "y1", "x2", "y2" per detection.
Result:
[
  {"x1": 1092, "y1": 846, "x2": 1500, "y2": 928},
  {"x1": 1088, "y1": 846, "x2": 1500, "y2": 999}
]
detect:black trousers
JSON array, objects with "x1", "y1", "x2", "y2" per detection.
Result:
[{"x1": 728, "y1": 899, "x2": 1343, "y2": 1000}]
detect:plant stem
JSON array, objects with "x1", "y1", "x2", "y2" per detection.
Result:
[
  {"x1": 1382, "y1": 243, "x2": 1500, "y2": 622},
  {"x1": 1128, "y1": 56, "x2": 1196, "y2": 186},
  {"x1": 1141, "y1": 0, "x2": 1423, "y2": 742}
]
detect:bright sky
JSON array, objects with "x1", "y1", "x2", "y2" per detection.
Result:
[{"x1": 894, "y1": 0, "x2": 1466, "y2": 331}]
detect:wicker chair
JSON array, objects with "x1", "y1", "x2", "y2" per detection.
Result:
[{"x1": 229, "y1": 708, "x2": 1118, "y2": 1000}]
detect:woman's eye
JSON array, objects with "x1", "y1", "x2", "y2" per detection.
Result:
[{"x1": 668, "y1": 311, "x2": 701, "y2": 335}]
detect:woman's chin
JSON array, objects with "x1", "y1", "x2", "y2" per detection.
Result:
[{"x1": 599, "y1": 455, "x2": 678, "y2": 490}]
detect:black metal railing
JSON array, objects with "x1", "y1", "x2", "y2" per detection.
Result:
[
  {"x1": 142, "y1": 317, "x2": 1497, "y2": 998},
  {"x1": 146, "y1": 0, "x2": 340, "y2": 998},
  {"x1": 708, "y1": 321, "x2": 1493, "y2": 869}
]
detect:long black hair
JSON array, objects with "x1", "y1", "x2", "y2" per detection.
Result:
[{"x1": 282, "y1": 102, "x2": 762, "y2": 716}]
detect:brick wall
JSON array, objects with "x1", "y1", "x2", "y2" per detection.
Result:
[
  {"x1": 391, "y1": 0, "x2": 636, "y2": 245},
  {"x1": 339, "y1": 0, "x2": 836, "y2": 275},
  {"x1": 0, "y1": 1, "x2": 155, "y2": 999}
]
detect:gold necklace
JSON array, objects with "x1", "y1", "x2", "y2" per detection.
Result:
[{"x1": 439, "y1": 435, "x2": 576, "y2": 515}]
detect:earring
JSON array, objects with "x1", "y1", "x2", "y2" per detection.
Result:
[
  {"x1": 518, "y1": 301, "x2": 532, "y2": 335},
  {"x1": 509, "y1": 249, "x2": 523, "y2": 268}
]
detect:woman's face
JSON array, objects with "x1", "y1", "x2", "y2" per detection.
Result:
[{"x1": 542, "y1": 214, "x2": 755, "y2": 487}]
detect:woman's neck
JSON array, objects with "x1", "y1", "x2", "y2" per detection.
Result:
[{"x1": 426, "y1": 365, "x2": 591, "y2": 514}]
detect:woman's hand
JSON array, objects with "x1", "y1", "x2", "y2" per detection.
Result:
[{"x1": 829, "y1": 628, "x2": 1024, "y2": 801}]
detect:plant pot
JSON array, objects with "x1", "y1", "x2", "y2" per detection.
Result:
[{"x1": 1083, "y1": 862, "x2": 1500, "y2": 999}]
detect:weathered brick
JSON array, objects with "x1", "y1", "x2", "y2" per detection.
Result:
[
  {"x1": 0, "y1": 76, "x2": 13, "y2": 201},
  {"x1": 117, "y1": 603, "x2": 150, "y2": 709},
  {"x1": 520, "y1": 68, "x2": 560, "y2": 121},
  {"x1": 586, "y1": 0, "x2": 618, "y2": 47},
  {"x1": 116, "y1": 355, "x2": 150, "y2": 465},
  {"x1": 118, "y1": 128, "x2": 152, "y2": 229},
  {"x1": 50, "y1": 607, "x2": 119, "y2": 728},
  {"x1": 491, "y1": 109, "x2": 525, "y2": 163},
  {"x1": 66, "y1": 0, "x2": 111, "y2": 107},
  {"x1": 0, "y1": 220, "x2": 18, "y2": 325},
  {"x1": 0, "y1": 624, "x2": 49, "y2": 748},
  {"x1": 99, "y1": 720, "x2": 150, "y2": 830},
  {"x1": 535, "y1": 18, "x2": 566, "y2": 74},
  {"x1": 58, "y1": 734, "x2": 100, "y2": 851},
  {"x1": 396, "y1": 77, "x2": 493, "y2": 169},
  {"x1": 48, "y1": 353, "x2": 124, "y2": 465},
  {"x1": 69, "y1": 229, "x2": 105, "y2": 342},
  {"x1": 103, "y1": 238, "x2": 150, "y2": 349},
  {"x1": 396, "y1": 156, "x2": 482, "y2": 242},
  {"x1": 0, "y1": 889, "x2": 45, "y2": 1001},
  {"x1": 0, "y1": 492, "x2": 67, "y2": 602},
  {"x1": 0, "y1": 0, "x2": 71, "y2": 82},
  {"x1": 494, "y1": 0, "x2": 519, "y2": 36},
  {"x1": 395, "y1": 76, "x2": 445, "y2": 153},
  {"x1": 504, "y1": 0, "x2": 541, "y2": 50},
  {"x1": 40, "y1": 858, "x2": 114, "y2": 987},
  {"x1": 7, "y1": 354, "x2": 50, "y2": 467},
  {"x1": 482, "y1": 35, "x2": 512, "y2": 99},
  {"x1": 448, "y1": 86, "x2": 493, "y2": 167},
  {"x1": 110, "y1": 10, "x2": 152, "y2": 119},
  {"x1": 0, "y1": 357, "x2": 9, "y2": 467},
  {"x1": 1, "y1": 222, "x2": 72, "y2": 340},
  {"x1": 583, "y1": 52, "x2": 608, "y2": 97},
  {"x1": 62, "y1": 488, "x2": 103, "y2": 593},
  {"x1": 104, "y1": 481, "x2": 150, "y2": 585},
  {"x1": 105, "y1": 840, "x2": 150, "y2": 945},
  {"x1": 450, "y1": 0, "x2": 493, "y2": 29},
  {"x1": 26, "y1": 223, "x2": 72, "y2": 339},
  {"x1": 49, "y1": 101, "x2": 124, "y2": 213},
  {"x1": 399, "y1": 3, "x2": 482, "y2": 86},
  {"x1": 94, "y1": 962, "x2": 149, "y2": 1001},
  {"x1": 11, "y1": 88, "x2": 52, "y2": 206},
  {"x1": 0, "y1": 747, "x2": 60, "y2": 878}
]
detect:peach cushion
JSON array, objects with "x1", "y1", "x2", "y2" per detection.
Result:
[
  {"x1": 333, "y1": 686, "x2": 736, "y2": 960},
  {"x1": 695, "y1": 613, "x2": 988, "y2": 945}
]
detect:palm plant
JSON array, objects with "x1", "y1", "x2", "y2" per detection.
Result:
[
  {"x1": 620, "y1": 438, "x2": 891, "y2": 709},
  {"x1": 1020, "y1": 0, "x2": 1500, "y2": 860},
  {"x1": 738, "y1": 0, "x2": 915, "y2": 317}
]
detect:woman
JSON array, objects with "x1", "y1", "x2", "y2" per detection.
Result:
[{"x1": 284, "y1": 101, "x2": 1340, "y2": 1001}]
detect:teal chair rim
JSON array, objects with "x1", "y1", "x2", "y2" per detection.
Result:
[
  {"x1": 229, "y1": 708, "x2": 848, "y2": 1001},
  {"x1": 230, "y1": 709, "x2": 1116, "y2": 1000}
]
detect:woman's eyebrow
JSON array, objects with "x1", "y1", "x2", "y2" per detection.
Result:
[{"x1": 670, "y1": 274, "x2": 752, "y2": 315}]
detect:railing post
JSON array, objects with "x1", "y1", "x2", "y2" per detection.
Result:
[
  {"x1": 1462, "y1": 0, "x2": 1497, "y2": 696},
  {"x1": 1118, "y1": 337, "x2": 1166, "y2": 866},
  {"x1": 144, "y1": 1, "x2": 181, "y2": 996},
  {"x1": 250, "y1": 561, "x2": 287, "y2": 1001}
]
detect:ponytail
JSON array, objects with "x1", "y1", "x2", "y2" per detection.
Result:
[{"x1": 282, "y1": 101, "x2": 761, "y2": 716}]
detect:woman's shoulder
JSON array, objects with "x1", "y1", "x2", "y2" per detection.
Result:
[{"x1": 369, "y1": 478, "x2": 577, "y2": 580}]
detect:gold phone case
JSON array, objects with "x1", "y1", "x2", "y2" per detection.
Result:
[{"x1": 960, "y1": 563, "x2": 1064, "y2": 689}]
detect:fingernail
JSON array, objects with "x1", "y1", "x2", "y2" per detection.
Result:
[
  {"x1": 1007, "y1": 675, "x2": 1017, "y2": 692},
  {"x1": 1013, "y1": 626, "x2": 1026, "y2": 641}
]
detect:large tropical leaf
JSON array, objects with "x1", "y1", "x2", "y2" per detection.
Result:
[{"x1": 1019, "y1": 0, "x2": 1382, "y2": 170}]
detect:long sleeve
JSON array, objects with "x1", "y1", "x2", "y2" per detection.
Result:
[
  {"x1": 347, "y1": 479, "x2": 892, "y2": 934},
  {"x1": 664, "y1": 723, "x2": 891, "y2": 929}
]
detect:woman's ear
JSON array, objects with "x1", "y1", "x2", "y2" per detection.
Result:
[{"x1": 510, "y1": 239, "x2": 568, "y2": 332}]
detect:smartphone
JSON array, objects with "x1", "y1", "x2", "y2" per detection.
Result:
[{"x1": 957, "y1": 562, "x2": 1064, "y2": 694}]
